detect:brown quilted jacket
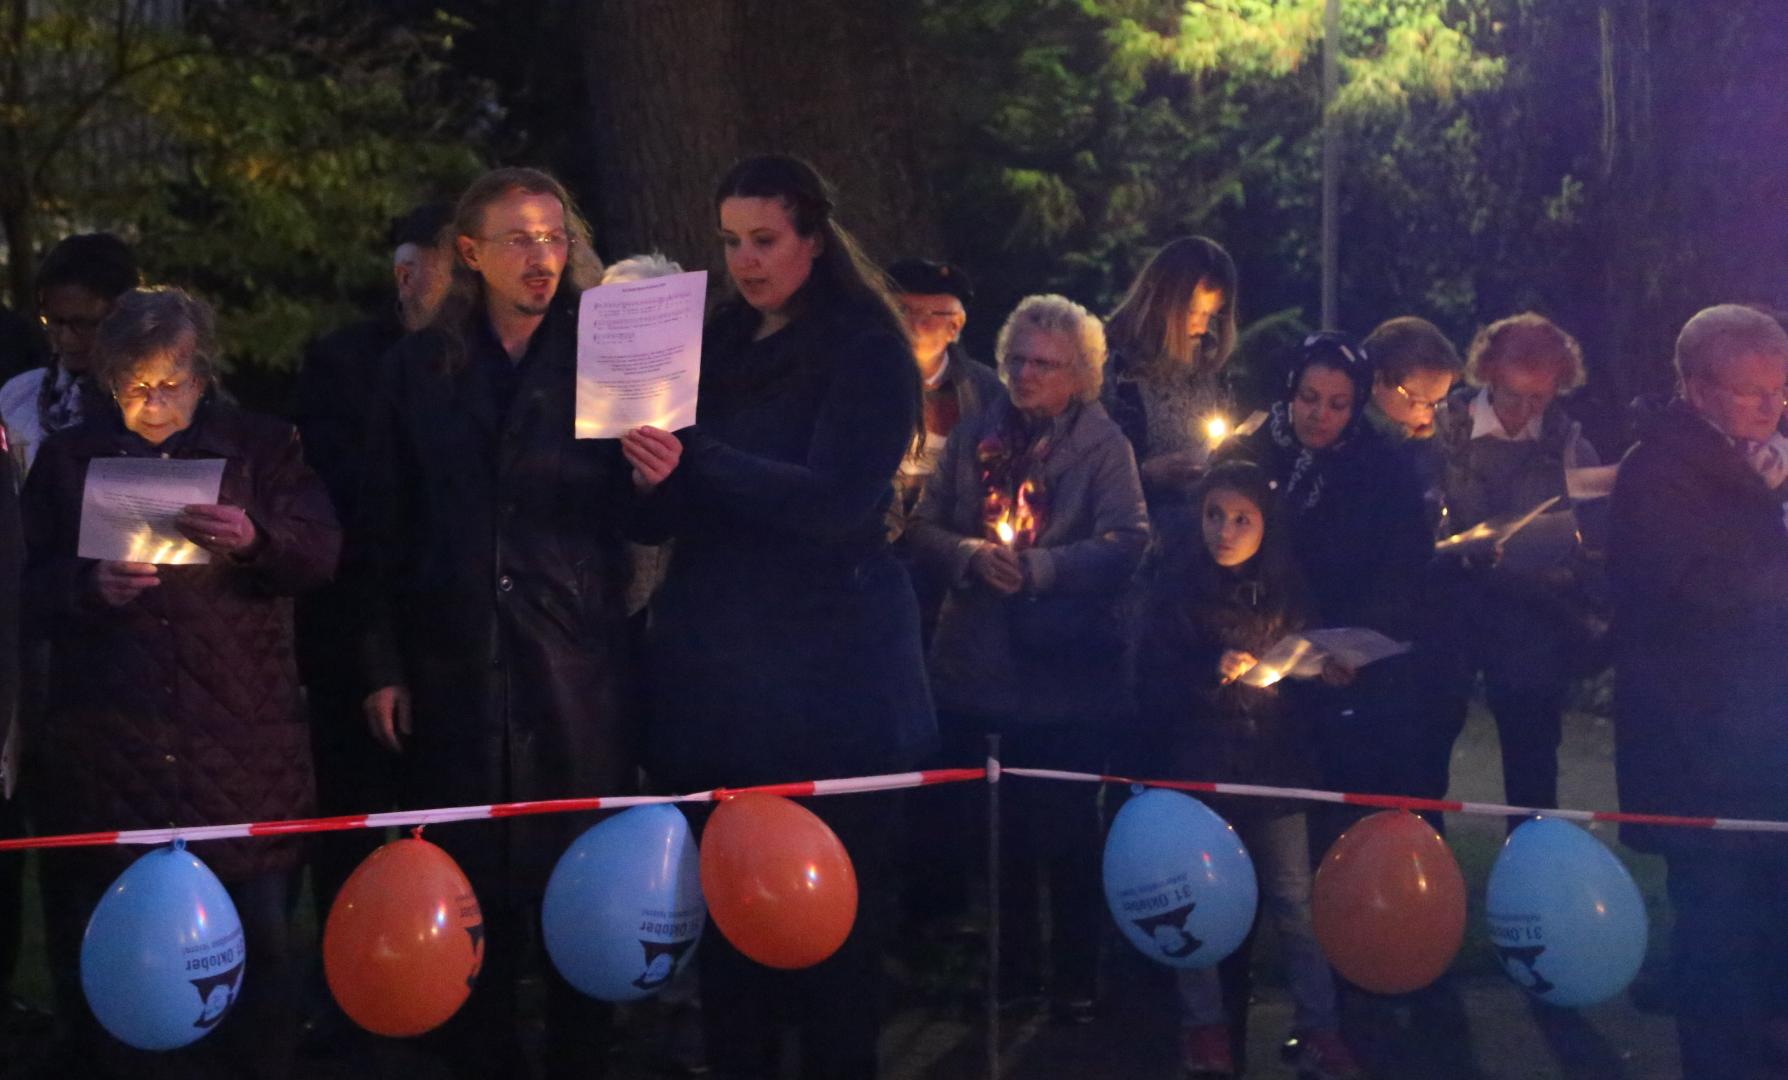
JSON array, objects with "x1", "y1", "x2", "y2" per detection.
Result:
[{"x1": 20, "y1": 401, "x2": 339, "y2": 880}]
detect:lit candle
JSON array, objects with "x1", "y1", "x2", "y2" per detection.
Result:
[
  {"x1": 996, "y1": 519, "x2": 1016, "y2": 546},
  {"x1": 1204, "y1": 415, "x2": 1230, "y2": 446}
]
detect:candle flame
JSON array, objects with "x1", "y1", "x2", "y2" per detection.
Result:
[
  {"x1": 996, "y1": 519, "x2": 1016, "y2": 546},
  {"x1": 1204, "y1": 415, "x2": 1230, "y2": 445}
]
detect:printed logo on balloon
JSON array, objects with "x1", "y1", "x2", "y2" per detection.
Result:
[{"x1": 185, "y1": 924, "x2": 245, "y2": 1030}]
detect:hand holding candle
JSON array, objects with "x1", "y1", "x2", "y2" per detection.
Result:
[{"x1": 971, "y1": 542, "x2": 1024, "y2": 595}]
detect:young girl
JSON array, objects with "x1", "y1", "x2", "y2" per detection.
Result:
[{"x1": 1133, "y1": 461, "x2": 1363, "y2": 1080}]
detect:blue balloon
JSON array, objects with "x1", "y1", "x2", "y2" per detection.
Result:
[
  {"x1": 1103, "y1": 789, "x2": 1258, "y2": 969},
  {"x1": 543, "y1": 804, "x2": 706, "y2": 1001},
  {"x1": 81, "y1": 842, "x2": 245, "y2": 1051},
  {"x1": 1486, "y1": 816, "x2": 1648, "y2": 1007}
]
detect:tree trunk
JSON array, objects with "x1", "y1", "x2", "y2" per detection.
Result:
[
  {"x1": 579, "y1": 0, "x2": 741, "y2": 272},
  {"x1": 579, "y1": 1, "x2": 940, "y2": 278}
]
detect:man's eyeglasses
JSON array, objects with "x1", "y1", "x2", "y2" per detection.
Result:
[
  {"x1": 480, "y1": 231, "x2": 575, "y2": 251},
  {"x1": 1393, "y1": 383, "x2": 1447, "y2": 412}
]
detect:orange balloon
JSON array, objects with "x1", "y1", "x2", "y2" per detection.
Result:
[
  {"x1": 699, "y1": 794, "x2": 857, "y2": 970},
  {"x1": 324, "y1": 837, "x2": 484, "y2": 1037},
  {"x1": 1312, "y1": 810, "x2": 1465, "y2": 995}
]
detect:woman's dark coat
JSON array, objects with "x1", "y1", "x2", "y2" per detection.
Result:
[
  {"x1": 640, "y1": 294, "x2": 937, "y2": 791},
  {"x1": 1610, "y1": 399, "x2": 1788, "y2": 853},
  {"x1": 1218, "y1": 407, "x2": 1432, "y2": 790},
  {"x1": 21, "y1": 402, "x2": 339, "y2": 880},
  {"x1": 358, "y1": 296, "x2": 641, "y2": 896},
  {"x1": 906, "y1": 396, "x2": 1150, "y2": 724},
  {"x1": 1221, "y1": 409, "x2": 1431, "y2": 637}
]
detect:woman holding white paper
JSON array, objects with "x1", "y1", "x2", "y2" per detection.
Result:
[
  {"x1": 20, "y1": 286, "x2": 338, "y2": 1077},
  {"x1": 1429, "y1": 313, "x2": 1604, "y2": 818},
  {"x1": 638, "y1": 154, "x2": 934, "y2": 1078}
]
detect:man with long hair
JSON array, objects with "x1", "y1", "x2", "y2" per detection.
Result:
[{"x1": 356, "y1": 167, "x2": 679, "y2": 1077}]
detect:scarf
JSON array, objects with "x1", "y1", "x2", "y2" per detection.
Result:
[{"x1": 975, "y1": 402, "x2": 1073, "y2": 549}]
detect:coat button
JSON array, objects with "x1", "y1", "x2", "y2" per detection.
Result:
[
  {"x1": 163, "y1": 753, "x2": 176, "y2": 764},
  {"x1": 498, "y1": 574, "x2": 514, "y2": 592}
]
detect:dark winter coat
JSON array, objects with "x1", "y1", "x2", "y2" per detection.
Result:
[
  {"x1": 1219, "y1": 404, "x2": 1430, "y2": 637},
  {"x1": 358, "y1": 296, "x2": 641, "y2": 897},
  {"x1": 21, "y1": 402, "x2": 338, "y2": 881},
  {"x1": 907, "y1": 396, "x2": 1150, "y2": 724},
  {"x1": 1133, "y1": 515, "x2": 1318, "y2": 814},
  {"x1": 1610, "y1": 399, "x2": 1788, "y2": 853},
  {"x1": 293, "y1": 315, "x2": 402, "y2": 699},
  {"x1": 640, "y1": 292, "x2": 937, "y2": 791}
]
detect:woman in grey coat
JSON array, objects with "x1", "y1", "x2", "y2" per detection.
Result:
[{"x1": 907, "y1": 294, "x2": 1148, "y2": 1021}]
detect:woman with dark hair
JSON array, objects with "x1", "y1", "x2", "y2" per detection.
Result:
[
  {"x1": 1102, "y1": 236, "x2": 1240, "y2": 507},
  {"x1": 0, "y1": 233, "x2": 139, "y2": 473},
  {"x1": 1132, "y1": 461, "x2": 1361, "y2": 1080},
  {"x1": 639, "y1": 155, "x2": 934, "y2": 1078},
  {"x1": 22, "y1": 287, "x2": 338, "y2": 1077},
  {"x1": 1219, "y1": 335, "x2": 1432, "y2": 848}
]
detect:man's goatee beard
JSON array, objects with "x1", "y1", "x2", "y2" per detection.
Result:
[{"x1": 515, "y1": 300, "x2": 551, "y2": 317}]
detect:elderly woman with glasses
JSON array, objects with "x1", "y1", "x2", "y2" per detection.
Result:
[
  {"x1": 21, "y1": 286, "x2": 338, "y2": 1075},
  {"x1": 1430, "y1": 312, "x2": 1603, "y2": 819},
  {"x1": 906, "y1": 294, "x2": 1148, "y2": 1022}
]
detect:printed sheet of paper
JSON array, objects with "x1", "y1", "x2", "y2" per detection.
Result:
[
  {"x1": 78, "y1": 457, "x2": 225, "y2": 565},
  {"x1": 1433, "y1": 494, "x2": 1562, "y2": 560},
  {"x1": 1301, "y1": 628, "x2": 1412, "y2": 670},
  {"x1": 1236, "y1": 627, "x2": 1411, "y2": 688},
  {"x1": 575, "y1": 270, "x2": 707, "y2": 439},
  {"x1": 1565, "y1": 464, "x2": 1619, "y2": 501}
]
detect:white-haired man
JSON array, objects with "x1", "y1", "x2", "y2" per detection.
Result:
[{"x1": 1610, "y1": 303, "x2": 1788, "y2": 1079}]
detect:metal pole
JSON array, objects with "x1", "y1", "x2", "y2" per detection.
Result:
[
  {"x1": 986, "y1": 733, "x2": 1001, "y2": 1080},
  {"x1": 1320, "y1": 0, "x2": 1341, "y2": 330}
]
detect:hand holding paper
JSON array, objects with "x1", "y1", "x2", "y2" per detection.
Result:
[
  {"x1": 620, "y1": 425, "x2": 683, "y2": 492},
  {"x1": 175, "y1": 503, "x2": 257, "y2": 557}
]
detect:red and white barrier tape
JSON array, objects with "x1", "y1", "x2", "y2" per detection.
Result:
[
  {"x1": 1, "y1": 762, "x2": 1783, "y2": 854},
  {"x1": 1001, "y1": 767, "x2": 1788, "y2": 834}
]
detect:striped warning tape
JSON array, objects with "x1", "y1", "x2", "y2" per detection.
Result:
[{"x1": 0, "y1": 762, "x2": 1780, "y2": 853}]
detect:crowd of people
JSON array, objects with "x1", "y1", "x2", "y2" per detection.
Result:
[{"x1": 0, "y1": 155, "x2": 1780, "y2": 1080}]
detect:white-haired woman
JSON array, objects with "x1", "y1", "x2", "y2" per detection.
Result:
[{"x1": 907, "y1": 294, "x2": 1149, "y2": 1021}]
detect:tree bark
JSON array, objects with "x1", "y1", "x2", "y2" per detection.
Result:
[{"x1": 579, "y1": 0, "x2": 940, "y2": 278}]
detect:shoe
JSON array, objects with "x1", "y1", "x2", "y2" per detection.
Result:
[
  {"x1": 1288, "y1": 1028, "x2": 1365, "y2": 1080},
  {"x1": 1179, "y1": 1024, "x2": 1235, "y2": 1078}
]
